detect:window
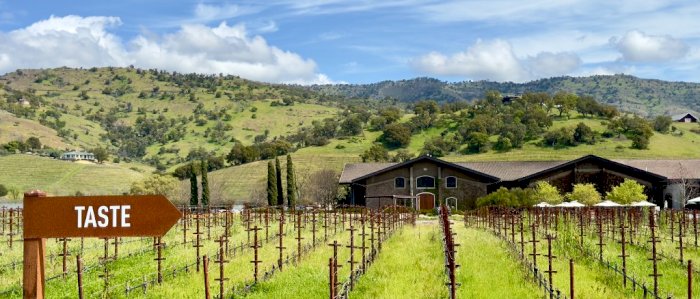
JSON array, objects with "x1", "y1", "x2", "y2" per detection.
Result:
[
  {"x1": 394, "y1": 177, "x2": 405, "y2": 189},
  {"x1": 445, "y1": 176, "x2": 457, "y2": 188},
  {"x1": 416, "y1": 176, "x2": 435, "y2": 189}
]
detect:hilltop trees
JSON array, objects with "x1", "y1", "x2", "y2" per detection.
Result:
[{"x1": 381, "y1": 123, "x2": 411, "y2": 148}]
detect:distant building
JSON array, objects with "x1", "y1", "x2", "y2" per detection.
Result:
[
  {"x1": 18, "y1": 98, "x2": 31, "y2": 107},
  {"x1": 672, "y1": 113, "x2": 698, "y2": 123},
  {"x1": 60, "y1": 151, "x2": 95, "y2": 162},
  {"x1": 341, "y1": 154, "x2": 700, "y2": 210}
]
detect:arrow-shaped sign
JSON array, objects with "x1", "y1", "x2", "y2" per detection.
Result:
[{"x1": 24, "y1": 195, "x2": 181, "y2": 239}]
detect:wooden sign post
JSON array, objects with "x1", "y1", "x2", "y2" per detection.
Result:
[{"x1": 22, "y1": 191, "x2": 182, "y2": 299}]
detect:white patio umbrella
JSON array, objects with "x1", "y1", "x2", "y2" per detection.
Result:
[
  {"x1": 630, "y1": 200, "x2": 657, "y2": 207},
  {"x1": 594, "y1": 200, "x2": 623, "y2": 207},
  {"x1": 534, "y1": 202, "x2": 553, "y2": 208},
  {"x1": 687, "y1": 197, "x2": 700, "y2": 205},
  {"x1": 555, "y1": 201, "x2": 585, "y2": 208}
]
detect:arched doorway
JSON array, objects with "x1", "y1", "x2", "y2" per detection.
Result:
[
  {"x1": 417, "y1": 192, "x2": 435, "y2": 210},
  {"x1": 445, "y1": 197, "x2": 458, "y2": 210}
]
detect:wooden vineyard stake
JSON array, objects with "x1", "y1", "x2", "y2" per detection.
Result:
[
  {"x1": 323, "y1": 210, "x2": 329, "y2": 241},
  {"x1": 113, "y1": 237, "x2": 119, "y2": 260},
  {"x1": 377, "y1": 213, "x2": 383, "y2": 251},
  {"x1": 76, "y1": 255, "x2": 83, "y2": 299},
  {"x1": 519, "y1": 217, "x2": 525, "y2": 257},
  {"x1": 370, "y1": 212, "x2": 376, "y2": 255},
  {"x1": 360, "y1": 215, "x2": 367, "y2": 269},
  {"x1": 689, "y1": 260, "x2": 693, "y2": 299},
  {"x1": 649, "y1": 208, "x2": 661, "y2": 296},
  {"x1": 328, "y1": 258, "x2": 335, "y2": 299},
  {"x1": 596, "y1": 210, "x2": 605, "y2": 262},
  {"x1": 296, "y1": 211, "x2": 304, "y2": 263},
  {"x1": 277, "y1": 212, "x2": 285, "y2": 271},
  {"x1": 569, "y1": 259, "x2": 575, "y2": 299},
  {"x1": 311, "y1": 210, "x2": 318, "y2": 247},
  {"x1": 578, "y1": 210, "x2": 585, "y2": 248},
  {"x1": 215, "y1": 236, "x2": 229, "y2": 299},
  {"x1": 224, "y1": 211, "x2": 230, "y2": 256},
  {"x1": 679, "y1": 212, "x2": 685, "y2": 263},
  {"x1": 265, "y1": 208, "x2": 270, "y2": 241},
  {"x1": 347, "y1": 226, "x2": 358, "y2": 276},
  {"x1": 328, "y1": 240, "x2": 342, "y2": 297},
  {"x1": 9, "y1": 208, "x2": 14, "y2": 249},
  {"x1": 203, "y1": 255, "x2": 210, "y2": 299},
  {"x1": 58, "y1": 238, "x2": 70, "y2": 279},
  {"x1": 529, "y1": 223, "x2": 540, "y2": 268},
  {"x1": 250, "y1": 226, "x2": 262, "y2": 282},
  {"x1": 182, "y1": 207, "x2": 188, "y2": 245},
  {"x1": 694, "y1": 210, "x2": 698, "y2": 248},
  {"x1": 194, "y1": 212, "x2": 203, "y2": 272},
  {"x1": 154, "y1": 237, "x2": 165, "y2": 283},
  {"x1": 544, "y1": 234, "x2": 557, "y2": 299},
  {"x1": 619, "y1": 217, "x2": 628, "y2": 287},
  {"x1": 671, "y1": 210, "x2": 676, "y2": 243}
]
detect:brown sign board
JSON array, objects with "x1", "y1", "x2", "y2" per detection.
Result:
[{"x1": 23, "y1": 195, "x2": 181, "y2": 239}]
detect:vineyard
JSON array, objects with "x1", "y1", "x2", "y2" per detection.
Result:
[{"x1": 3, "y1": 205, "x2": 700, "y2": 298}]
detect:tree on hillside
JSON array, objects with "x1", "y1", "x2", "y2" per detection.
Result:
[
  {"x1": 553, "y1": 92, "x2": 577, "y2": 118},
  {"x1": 267, "y1": 161, "x2": 277, "y2": 206},
  {"x1": 381, "y1": 123, "x2": 411, "y2": 148},
  {"x1": 130, "y1": 174, "x2": 179, "y2": 199},
  {"x1": 309, "y1": 169, "x2": 342, "y2": 207},
  {"x1": 392, "y1": 149, "x2": 414, "y2": 162},
  {"x1": 465, "y1": 132, "x2": 490, "y2": 153},
  {"x1": 189, "y1": 163, "x2": 198, "y2": 206},
  {"x1": 361, "y1": 143, "x2": 390, "y2": 162},
  {"x1": 26, "y1": 137, "x2": 42, "y2": 150},
  {"x1": 286, "y1": 155, "x2": 297, "y2": 209},
  {"x1": 0, "y1": 184, "x2": 7, "y2": 197},
  {"x1": 533, "y1": 181, "x2": 563, "y2": 204},
  {"x1": 653, "y1": 115, "x2": 672, "y2": 133},
  {"x1": 566, "y1": 183, "x2": 601, "y2": 206},
  {"x1": 573, "y1": 122, "x2": 596, "y2": 145},
  {"x1": 275, "y1": 157, "x2": 284, "y2": 206},
  {"x1": 200, "y1": 160, "x2": 209, "y2": 207},
  {"x1": 91, "y1": 147, "x2": 109, "y2": 163},
  {"x1": 606, "y1": 179, "x2": 646, "y2": 204}
]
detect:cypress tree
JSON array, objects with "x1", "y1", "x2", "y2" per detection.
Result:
[
  {"x1": 189, "y1": 163, "x2": 198, "y2": 206},
  {"x1": 267, "y1": 161, "x2": 277, "y2": 206},
  {"x1": 200, "y1": 160, "x2": 209, "y2": 207},
  {"x1": 286, "y1": 155, "x2": 296, "y2": 209},
  {"x1": 275, "y1": 157, "x2": 284, "y2": 206}
]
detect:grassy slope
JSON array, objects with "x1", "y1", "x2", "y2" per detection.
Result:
[
  {"x1": 0, "y1": 110, "x2": 69, "y2": 149},
  {"x1": 0, "y1": 155, "x2": 149, "y2": 196}
]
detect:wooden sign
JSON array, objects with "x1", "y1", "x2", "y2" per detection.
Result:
[{"x1": 24, "y1": 194, "x2": 181, "y2": 239}]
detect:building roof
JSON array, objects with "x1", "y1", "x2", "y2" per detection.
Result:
[
  {"x1": 672, "y1": 113, "x2": 697, "y2": 120},
  {"x1": 62, "y1": 151, "x2": 94, "y2": 155},
  {"x1": 340, "y1": 156, "x2": 700, "y2": 183}
]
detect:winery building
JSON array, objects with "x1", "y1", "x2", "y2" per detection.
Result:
[{"x1": 339, "y1": 155, "x2": 700, "y2": 210}]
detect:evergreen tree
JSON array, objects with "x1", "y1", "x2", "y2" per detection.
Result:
[
  {"x1": 286, "y1": 155, "x2": 297, "y2": 209},
  {"x1": 200, "y1": 160, "x2": 209, "y2": 207},
  {"x1": 189, "y1": 163, "x2": 198, "y2": 206},
  {"x1": 275, "y1": 157, "x2": 284, "y2": 206},
  {"x1": 267, "y1": 161, "x2": 277, "y2": 206}
]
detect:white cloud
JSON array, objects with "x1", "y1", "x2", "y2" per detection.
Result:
[
  {"x1": 0, "y1": 15, "x2": 332, "y2": 84},
  {"x1": 192, "y1": 3, "x2": 259, "y2": 22},
  {"x1": 611, "y1": 30, "x2": 689, "y2": 62},
  {"x1": 412, "y1": 39, "x2": 581, "y2": 82},
  {"x1": 526, "y1": 52, "x2": 581, "y2": 78}
]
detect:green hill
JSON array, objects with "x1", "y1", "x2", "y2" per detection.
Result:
[
  {"x1": 309, "y1": 75, "x2": 700, "y2": 116},
  {"x1": 2, "y1": 67, "x2": 700, "y2": 202},
  {"x1": 0, "y1": 155, "x2": 149, "y2": 196}
]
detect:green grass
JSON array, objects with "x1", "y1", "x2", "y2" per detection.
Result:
[
  {"x1": 452, "y1": 225, "x2": 540, "y2": 298},
  {"x1": 0, "y1": 155, "x2": 148, "y2": 196},
  {"x1": 351, "y1": 223, "x2": 448, "y2": 299}
]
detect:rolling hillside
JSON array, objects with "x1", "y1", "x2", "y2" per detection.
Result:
[{"x1": 309, "y1": 75, "x2": 700, "y2": 116}]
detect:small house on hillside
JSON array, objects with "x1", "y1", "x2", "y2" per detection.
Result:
[
  {"x1": 60, "y1": 151, "x2": 95, "y2": 162},
  {"x1": 672, "y1": 113, "x2": 698, "y2": 123}
]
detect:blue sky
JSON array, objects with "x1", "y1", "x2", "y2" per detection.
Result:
[{"x1": 0, "y1": 1, "x2": 699, "y2": 84}]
